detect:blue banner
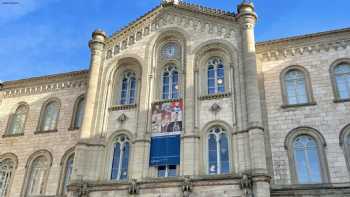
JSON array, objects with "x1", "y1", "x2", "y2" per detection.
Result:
[{"x1": 150, "y1": 134, "x2": 180, "y2": 166}]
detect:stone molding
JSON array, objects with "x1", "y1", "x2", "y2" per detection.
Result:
[
  {"x1": 1, "y1": 70, "x2": 88, "y2": 98},
  {"x1": 104, "y1": 3, "x2": 238, "y2": 59},
  {"x1": 199, "y1": 92, "x2": 232, "y2": 101},
  {"x1": 109, "y1": 104, "x2": 137, "y2": 111},
  {"x1": 257, "y1": 28, "x2": 350, "y2": 62}
]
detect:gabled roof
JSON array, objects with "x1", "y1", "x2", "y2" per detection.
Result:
[{"x1": 108, "y1": 1, "x2": 236, "y2": 40}]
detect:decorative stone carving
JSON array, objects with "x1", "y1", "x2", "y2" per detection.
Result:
[
  {"x1": 210, "y1": 103, "x2": 221, "y2": 114},
  {"x1": 117, "y1": 113, "x2": 128, "y2": 123},
  {"x1": 128, "y1": 179, "x2": 139, "y2": 195},
  {"x1": 240, "y1": 173, "x2": 253, "y2": 197},
  {"x1": 182, "y1": 176, "x2": 193, "y2": 197}
]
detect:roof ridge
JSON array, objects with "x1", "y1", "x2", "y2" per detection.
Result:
[{"x1": 176, "y1": 1, "x2": 235, "y2": 17}]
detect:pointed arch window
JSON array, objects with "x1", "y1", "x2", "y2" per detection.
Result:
[
  {"x1": 292, "y1": 135, "x2": 322, "y2": 184},
  {"x1": 27, "y1": 156, "x2": 50, "y2": 196},
  {"x1": 120, "y1": 71, "x2": 137, "y2": 105},
  {"x1": 111, "y1": 135, "x2": 130, "y2": 181},
  {"x1": 208, "y1": 57, "x2": 225, "y2": 95},
  {"x1": 208, "y1": 127, "x2": 230, "y2": 175},
  {"x1": 334, "y1": 63, "x2": 350, "y2": 100},
  {"x1": 162, "y1": 64, "x2": 179, "y2": 100},
  {"x1": 284, "y1": 69, "x2": 308, "y2": 105},
  {"x1": 0, "y1": 159, "x2": 15, "y2": 197},
  {"x1": 40, "y1": 101, "x2": 60, "y2": 131},
  {"x1": 7, "y1": 104, "x2": 28, "y2": 135},
  {"x1": 72, "y1": 97, "x2": 85, "y2": 129},
  {"x1": 62, "y1": 154, "x2": 74, "y2": 195}
]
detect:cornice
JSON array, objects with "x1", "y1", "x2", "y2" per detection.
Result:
[
  {"x1": 256, "y1": 28, "x2": 350, "y2": 62},
  {"x1": 1, "y1": 70, "x2": 88, "y2": 98}
]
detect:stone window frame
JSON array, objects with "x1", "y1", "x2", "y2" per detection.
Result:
[
  {"x1": 57, "y1": 147, "x2": 75, "y2": 196},
  {"x1": 103, "y1": 130, "x2": 134, "y2": 182},
  {"x1": 280, "y1": 65, "x2": 316, "y2": 108},
  {"x1": 200, "y1": 121, "x2": 234, "y2": 176},
  {"x1": 154, "y1": 37, "x2": 185, "y2": 101},
  {"x1": 339, "y1": 124, "x2": 350, "y2": 172},
  {"x1": 69, "y1": 94, "x2": 85, "y2": 130},
  {"x1": 21, "y1": 150, "x2": 53, "y2": 197},
  {"x1": 36, "y1": 97, "x2": 61, "y2": 134},
  {"x1": 4, "y1": 102, "x2": 29, "y2": 137},
  {"x1": 284, "y1": 127, "x2": 330, "y2": 184},
  {"x1": 329, "y1": 58, "x2": 350, "y2": 103},
  {"x1": 0, "y1": 153, "x2": 18, "y2": 197},
  {"x1": 110, "y1": 60, "x2": 142, "y2": 110},
  {"x1": 194, "y1": 43, "x2": 235, "y2": 101}
]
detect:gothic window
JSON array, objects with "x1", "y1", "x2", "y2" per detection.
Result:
[
  {"x1": 71, "y1": 96, "x2": 85, "y2": 129},
  {"x1": 40, "y1": 100, "x2": 60, "y2": 131},
  {"x1": 111, "y1": 135, "x2": 130, "y2": 181},
  {"x1": 62, "y1": 154, "x2": 74, "y2": 195},
  {"x1": 292, "y1": 135, "x2": 322, "y2": 184},
  {"x1": 157, "y1": 165, "x2": 177, "y2": 177},
  {"x1": 0, "y1": 159, "x2": 15, "y2": 197},
  {"x1": 119, "y1": 71, "x2": 137, "y2": 105},
  {"x1": 162, "y1": 64, "x2": 179, "y2": 100},
  {"x1": 207, "y1": 57, "x2": 225, "y2": 95},
  {"x1": 283, "y1": 69, "x2": 310, "y2": 105},
  {"x1": 7, "y1": 104, "x2": 28, "y2": 135},
  {"x1": 334, "y1": 63, "x2": 350, "y2": 100},
  {"x1": 208, "y1": 127, "x2": 230, "y2": 175},
  {"x1": 26, "y1": 156, "x2": 50, "y2": 196}
]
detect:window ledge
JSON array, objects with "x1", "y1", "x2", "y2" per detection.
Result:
[
  {"x1": 34, "y1": 129, "x2": 58, "y2": 134},
  {"x1": 334, "y1": 98, "x2": 350, "y2": 103},
  {"x1": 281, "y1": 102, "x2": 317, "y2": 109},
  {"x1": 199, "y1": 92, "x2": 232, "y2": 101},
  {"x1": 153, "y1": 98, "x2": 182, "y2": 105},
  {"x1": 2, "y1": 133, "x2": 24, "y2": 138},
  {"x1": 109, "y1": 104, "x2": 137, "y2": 111},
  {"x1": 68, "y1": 127, "x2": 80, "y2": 131}
]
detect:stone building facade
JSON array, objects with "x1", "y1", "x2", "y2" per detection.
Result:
[{"x1": 0, "y1": 1, "x2": 349, "y2": 197}]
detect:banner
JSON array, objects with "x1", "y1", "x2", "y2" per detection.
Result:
[{"x1": 152, "y1": 100, "x2": 183, "y2": 134}]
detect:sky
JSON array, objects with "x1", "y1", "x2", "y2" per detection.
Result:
[{"x1": 0, "y1": 0, "x2": 349, "y2": 82}]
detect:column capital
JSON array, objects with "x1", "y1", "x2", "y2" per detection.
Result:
[
  {"x1": 89, "y1": 29, "x2": 107, "y2": 50},
  {"x1": 236, "y1": 2, "x2": 257, "y2": 28}
]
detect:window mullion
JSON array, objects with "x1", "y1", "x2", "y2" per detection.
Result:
[
  {"x1": 216, "y1": 134, "x2": 221, "y2": 174},
  {"x1": 117, "y1": 143, "x2": 124, "y2": 180},
  {"x1": 304, "y1": 146, "x2": 312, "y2": 183}
]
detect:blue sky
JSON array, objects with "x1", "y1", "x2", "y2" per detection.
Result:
[{"x1": 0, "y1": 0, "x2": 349, "y2": 82}]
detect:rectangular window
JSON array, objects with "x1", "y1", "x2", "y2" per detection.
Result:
[{"x1": 157, "y1": 165, "x2": 177, "y2": 177}]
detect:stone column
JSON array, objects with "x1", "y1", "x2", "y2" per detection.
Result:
[
  {"x1": 237, "y1": 3, "x2": 270, "y2": 197},
  {"x1": 70, "y1": 30, "x2": 107, "y2": 185}
]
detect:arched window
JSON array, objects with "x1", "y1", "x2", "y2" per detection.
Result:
[
  {"x1": 111, "y1": 135, "x2": 130, "y2": 181},
  {"x1": 62, "y1": 154, "x2": 74, "y2": 195},
  {"x1": 334, "y1": 63, "x2": 350, "y2": 100},
  {"x1": 284, "y1": 69, "x2": 308, "y2": 105},
  {"x1": 208, "y1": 127, "x2": 229, "y2": 175},
  {"x1": 71, "y1": 97, "x2": 85, "y2": 129},
  {"x1": 0, "y1": 159, "x2": 15, "y2": 197},
  {"x1": 162, "y1": 64, "x2": 179, "y2": 100},
  {"x1": 120, "y1": 71, "x2": 137, "y2": 105},
  {"x1": 292, "y1": 135, "x2": 322, "y2": 184},
  {"x1": 40, "y1": 101, "x2": 60, "y2": 131},
  {"x1": 27, "y1": 156, "x2": 50, "y2": 196},
  {"x1": 207, "y1": 57, "x2": 225, "y2": 95},
  {"x1": 7, "y1": 104, "x2": 28, "y2": 135}
]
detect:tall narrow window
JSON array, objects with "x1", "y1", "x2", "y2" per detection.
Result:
[
  {"x1": 73, "y1": 97, "x2": 85, "y2": 129},
  {"x1": 8, "y1": 105, "x2": 28, "y2": 135},
  {"x1": 111, "y1": 135, "x2": 130, "y2": 181},
  {"x1": 208, "y1": 127, "x2": 230, "y2": 175},
  {"x1": 27, "y1": 156, "x2": 50, "y2": 196},
  {"x1": 62, "y1": 154, "x2": 74, "y2": 195},
  {"x1": 334, "y1": 64, "x2": 350, "y2": 100},
  {"x1": 207, "y1": 57, "x2": 225, "y2": 95},
  {"x1": 293, "y1": 135, "x2": 322, "y2": 184},
  {"x1": 284, "y1": 69, "x2": 308, "y2": 105},
  {"x1": 40, "y1": 101, "x2": 60, "y2": 131},
  {"x1": 162, "y1": 65, "x2": 179, "y2": 100},
  {"x1": 120, "y1": 71, "x2": 137, "y2": 105},
  {"x1": 0, "y1": 159, "x2": 15, "y2": 197}
]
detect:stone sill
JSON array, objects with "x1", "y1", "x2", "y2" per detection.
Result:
[
  {"x1": 281, "y1": 102, "x2": 317, "y2": 109},
  {"x1": 109, "y1": 104, "x2": 137, "y2": 111},
  {"x1": 334, "y1": 98, "x2": 350, "y2": 103},
  {"x1": 2, "y1": 133, "x2": 24, "y2": 138},
  {"x1": 152, "y1": 98, "x2": 182, "y2": 105},
  {"x1": 271, "y1": 182, "x2": 350, "y2": 191},
  {"x1": 68, "y1": 127, "x2": 80, "y2": 131},
  {"x1": 34, "y1": 129, "x2": 58, "y2": 135},
  {"x1": 199, "y1": 92, "x2": 232, "y2": 101}
]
